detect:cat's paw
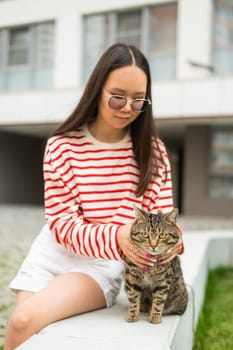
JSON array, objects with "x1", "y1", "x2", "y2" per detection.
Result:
[
  {"x1": 149, "y1": 314, "x2": 162, "y2": 324},
  {"x1": 125, "y1": 312, "x2": 139, "y2": 322}
]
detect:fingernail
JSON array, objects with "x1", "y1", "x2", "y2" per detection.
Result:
[
  {"x1": 167, "y1": 249, "x2": 172, "y2": 254},
  {"x1": 160, "y1": 262, "x2": 164, "y2": 266},
  {"x1": 144, "y1": 253, "x2": 150, "y2": 259},
  {"x1": 143, "y1": 266, "x2": 148, "y2": 271},
  {"x1": 151, "y1": 258, "x2": 157, "y2": 263}
]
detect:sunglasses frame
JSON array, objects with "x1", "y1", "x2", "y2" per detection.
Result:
[{"x1": 103, "y1": 90, "x2": 151, "y2": 113}]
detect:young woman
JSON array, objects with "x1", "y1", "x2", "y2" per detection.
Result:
[{"x1": 4, "y1": 43, "x2": 183, "y2": 349}]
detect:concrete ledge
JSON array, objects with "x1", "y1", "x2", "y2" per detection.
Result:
[
  {"x1": 171, "y1": 231, "x2": 233, "y2": 349},
  {"x1": 16, "y1": 230, "x2": 233, "y2": 350}
]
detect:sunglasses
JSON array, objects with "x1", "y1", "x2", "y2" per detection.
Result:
[{"x1": 103, "y1": 90, "x2": 151, "y2": 113}]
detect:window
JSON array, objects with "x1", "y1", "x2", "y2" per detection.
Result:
[
  {"x1": 83, "y1": 3, "x2": 177, "y2": 82},
  {"x1": 148, "y1": 4, "x2": 177, "y2": 80},
  {"x1": 117, "y1": 11, "x2": 142, "y2": 47},
  {"x1": 8, "y1": 27, "x2": 29, "y2": 66},
  {"x1": 83, "y1": 15, "x2": 110, "y2": 81},
  {"x1": 5, "y1": 27, "x2": 31, "y2": 90},
  {"x1": 213, "y1": 0, "x2": 233, "y2": 75},
  {"x1": 0, "y1": 21, "x2": 55, "y2": 91},
  {"x1": 209, "y1": 128, "x2": 233, "y2": 198}
]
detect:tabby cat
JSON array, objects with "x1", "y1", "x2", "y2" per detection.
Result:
[{"x1": 124, "y1": 207, "x2": 188, "y2": 324}]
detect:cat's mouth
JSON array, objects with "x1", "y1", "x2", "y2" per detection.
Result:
[
  {"x1": 147, "y1": 250, "x2": 161, "y2": 256},
  {"x1": 146, "y1": 248, "x2": 168, "y2": 256}
]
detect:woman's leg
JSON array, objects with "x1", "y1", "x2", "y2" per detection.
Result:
[
  {"x1": 15, "y1": 290, "x2": 34, "y2": 305},
  {"x1": 4, "y1": 272, "x2": 106, "y2": 350}
]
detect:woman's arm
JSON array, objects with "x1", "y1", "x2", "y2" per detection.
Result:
[{"x1": 43, "y1": 141, "x2": 123, "y2": 260}]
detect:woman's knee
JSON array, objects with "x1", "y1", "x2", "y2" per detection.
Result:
[{"x1": 8, "y1": 307, "x2": 32, "y2": 333}]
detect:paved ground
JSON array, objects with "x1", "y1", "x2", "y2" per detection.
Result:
[
  {"x1": 0, "y1": 204, "x2": 233, "y2": 347},
  {"x1": 0, "y1": 205, "x2": 44, "y2": 348}
]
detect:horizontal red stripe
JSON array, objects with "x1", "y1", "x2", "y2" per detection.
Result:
[
  {"x1": 53, "y1": 151, "x2": 135, "y2": 163},
  {"x1": 161, "y1": 186, "x2": 172, "y2": 192},
  {"x1": 114, "y1": 212, "x2": 135, "y2": 220},
  {"x1": 51, "y1": 140, "x2": 92, "y2": 152},
  {"x1": 83, "y1": 197, "x2": 141, "y2": 204},
  {"x1": 44, "y1": 159, "x2": 138, "y2": 171},
  {"x1": 82, "y1": 206, "x2": 119, "y2": 212},
  {"x1": 45, "y1": 205, "x2": 70, "y2": 216},
  {"x1": 69, "y1": 170, "x2": 139, "y2": 178},
  {"x1": 78, "y1": 188, "x2": 136, "y2": 195},
  {"x1": 159, "y1": 195, "x2": 173, "y2": 200},
  {"x1": 44, "y1": 191, "x2": 72, "y2": 202},
  {"x1": 71, "y1": 179, "x2": 138, "y2": 187},
  {"x1": 51, "y1": 142, "x2": 133, "y2": 154}
]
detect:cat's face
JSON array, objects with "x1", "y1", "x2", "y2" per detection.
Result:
[{"x1": 130, "y1": 208, "x2": 179, "y2": 256}]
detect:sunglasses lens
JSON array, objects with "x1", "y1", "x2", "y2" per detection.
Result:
[
  {"x1": 132, "y1": 100, "x2": 145, "y2": 112},
  {"x1": 108, "y1": 96, "x2": 127, "y2": 110}
]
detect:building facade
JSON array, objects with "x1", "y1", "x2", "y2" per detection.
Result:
[{"x1": 0, "y1": 0, "x2": 233, "y2": 216}]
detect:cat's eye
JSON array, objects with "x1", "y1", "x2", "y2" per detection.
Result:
[
  {"x1": 142, "y1": 232, "x2": 149, "y2": 238},
  {"x1": 159, "y1": 233, "x2": 166, "y2": 239}
]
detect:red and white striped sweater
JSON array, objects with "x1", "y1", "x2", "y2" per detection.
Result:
[{"x1": 44, "y1": 125, "x2": 174, "y2": 260}]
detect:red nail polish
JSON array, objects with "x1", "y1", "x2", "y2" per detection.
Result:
[{"x1": 143, "y1": 266, "x2": 148, "y2": 271}]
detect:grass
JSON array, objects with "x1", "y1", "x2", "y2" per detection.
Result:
[{"x1": 193, "y1": 266, "x2": 233, "y2": 350}]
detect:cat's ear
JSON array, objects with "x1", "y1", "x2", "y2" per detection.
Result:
[
  {"x1": 133, "y1": 205, "x2": 148, "y2": 222},
  {"x1": 163, "y1": 208, "x2": 179, "y2": 225}
]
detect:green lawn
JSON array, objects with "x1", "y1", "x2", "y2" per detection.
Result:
[{"x1": 193, "y1": 267, "x2": 233, "y2": 350}]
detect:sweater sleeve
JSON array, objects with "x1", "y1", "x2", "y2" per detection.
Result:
[{"x1": 43, "y1": 140, "x2": 122, "y2": 260}]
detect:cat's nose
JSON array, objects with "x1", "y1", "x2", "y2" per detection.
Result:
[{"x1": 150, "y1": 241, "x2": 157, "y2": 249}]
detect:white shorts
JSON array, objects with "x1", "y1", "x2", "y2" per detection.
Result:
[{"x1": 9, "y1": 224, "x2": 124, "y2": 308}]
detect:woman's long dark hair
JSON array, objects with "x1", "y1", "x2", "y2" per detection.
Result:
[{"x1": 51, "y1": 43, "x2": 159, "y2": 197}]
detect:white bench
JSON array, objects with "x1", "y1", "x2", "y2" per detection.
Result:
[{"x1": 17, "y1": 230, "x2": 233, "y2": 350}]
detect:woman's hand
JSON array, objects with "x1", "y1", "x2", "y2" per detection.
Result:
[
  {"x1": 116, "y1": 222, "x2": 184, "y2": 269},
  {"x1": 157, "y1": 235, "x2": 184, "y2": 266},
  {"x1": 117, "y1": 223, "x2": 154, "y2": 270}
]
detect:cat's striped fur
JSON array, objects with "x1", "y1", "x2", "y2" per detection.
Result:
[{"x1": 124, "y1": 207, "x2": 188, "y2": 324}]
